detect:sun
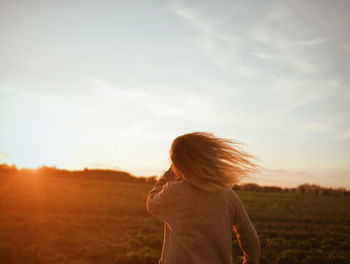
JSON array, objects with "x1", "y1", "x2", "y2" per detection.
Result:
[
  {"x1": 13, "y1": 159, "x2": 44, "y2": 169},
  {"x1": 6, "y1": 147, "x2": 61, "y2": 170}
]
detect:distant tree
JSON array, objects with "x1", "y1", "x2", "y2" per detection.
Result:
[
  {"x1": 232, "y1": 184, "x2": 240, "y2": 191},
  {"x1": 0, "y1": 164, "x2": 18, "y2": 176},
  {"x1": 137, "y1": 176, "x2": 148, "y2": 183},
  {"x1": 146, "y1": 176, "x2": 157, "y2": 184},
  {"x1": 241, "y1": 183, "x2": 260, "y2": 191}
]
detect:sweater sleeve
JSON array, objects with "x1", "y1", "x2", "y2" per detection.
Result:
[
  {"x1": 145, "y1": 168, "x2": 177, "y2": 220},
  {"x1": 232, "y1": 191, "x2": 261, "y2": 264}
]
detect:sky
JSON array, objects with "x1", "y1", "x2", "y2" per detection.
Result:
[{"x1": 0, "y1": 0, "x2": 349, "y2": 188}]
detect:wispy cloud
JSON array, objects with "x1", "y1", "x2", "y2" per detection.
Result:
[
  {"x1": 90, "y1": 78, "x2": 149, "y2": 101},
  {"x1": 89, "y1": 77, "x2": 222, "y2": 125},
  {"x1": 248, "y1": 167, "x2": 350, "y2": 188},
  {"x1": 173, "y1": 7, "x2": 214, "y2": 33},
  {"x1": 295, "y1": 37, "x2": 329, "y2": 46},
  {"x1": 250, "y1": 7, "x2": 320, "y2": 75},
  {"x1": 333, "y1": 128, "x2": 350, "y2": 141},
  {"x1": 304, "y1": 121, "x2": 350, "y2": 141},
  {"x1": 305, "y1": 122, "x2": 332, "y2": 132},
  {"x1": 0, "y1": 152, "x2": 11, "y2": 160},
  {"x1": 172, "y1": 5, "x2": 258, "y2": 78},
  {"x1": 254, "y1": 77, "x2": 343, "y2": 128}
]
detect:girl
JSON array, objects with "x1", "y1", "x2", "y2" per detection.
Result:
[{"x1": 146, "y1": 132, "x2": 260, "y2": 264}]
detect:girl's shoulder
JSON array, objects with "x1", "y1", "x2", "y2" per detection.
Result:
[
  {"x1": 164, "y1": 180, "x2": 202, "y2": 196},
  {"x1": 165, "y1": 179, "x2": 189, "y2": 190}
]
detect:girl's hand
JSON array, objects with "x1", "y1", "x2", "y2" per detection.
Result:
[{"x1": 162, "y1": 166, "x2": 176, "y2": 181}]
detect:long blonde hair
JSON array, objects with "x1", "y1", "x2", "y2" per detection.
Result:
[{"x1": 170, "y1": 132, "x2": 259, "y2": 192}]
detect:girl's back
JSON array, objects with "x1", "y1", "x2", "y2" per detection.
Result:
[{"x1": 146, "y1": 179, "x2": 260, "y2": 264}]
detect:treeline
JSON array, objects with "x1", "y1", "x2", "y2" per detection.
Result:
[
  {"x1": 0, "y1": 164, "x2": 149, "y2": 183},
  {"x1": 1, "y1": 164, "x2": 348, "y2": 195},
  {"x1": 233, "y1": 183, "x2": 350, "y2": 196}
]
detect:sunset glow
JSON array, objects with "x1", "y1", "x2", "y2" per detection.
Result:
[{"x1": 1, "y1": 1, "x2": 349, "y2": 188}]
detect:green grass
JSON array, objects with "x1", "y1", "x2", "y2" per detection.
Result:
[{"x1": 0, "y1": 175, "x2": 349, "y2": 264}]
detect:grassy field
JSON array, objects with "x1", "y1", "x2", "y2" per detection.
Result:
[{"x1": 0, "y1": 175, "x2": 349, "y2": 264}]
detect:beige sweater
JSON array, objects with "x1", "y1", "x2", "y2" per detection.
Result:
[{"x1": 146, "y1": 171, "x2": 260, "y2": 264}]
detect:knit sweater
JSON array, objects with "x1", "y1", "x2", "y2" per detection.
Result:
[{"x1": 145, "y1": 170, "x2": 261, "y2": 264}]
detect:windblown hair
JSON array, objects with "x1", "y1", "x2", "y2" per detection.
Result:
[{"x1": 170, "y1": 132, "x2": 259, "y2": 192}]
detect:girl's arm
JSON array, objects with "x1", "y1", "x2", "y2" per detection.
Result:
[
  {"x1": 232, "y1": 191, "x2": 261, "y2": 264},
  {"x1": 147, "y1": 167, "x2": 176, "y2": 199},
  {"x1": 145, "y1": 167, "x2": 177, "y2": 219}
]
